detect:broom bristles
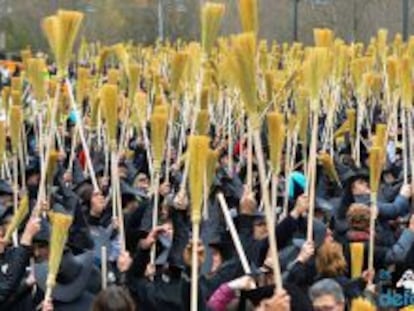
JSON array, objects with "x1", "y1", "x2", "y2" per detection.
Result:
[
  {"x1": 76, "y1": 67, "x2": 90, "y2": 104},
  {"x1": 318, "y1": 152, "x2": 340, "y2": 184},
  {"x1": 314, "y1": 28, "x2": 334, "y2": 47},
  {"x1": 201, "y1": 2, "x2": 226, "y2": 56},
  {"x1": 21, "y1": 49, "x2": 32, "y2": 71},
  {"x1": 350, "y1": 297, "x2": 376, "y2": 311},
  {"x1": 369, "y1": 147, "x2": 382, "y2": 194},
  {"x1": 170, "y1": 51, "x2": 189, "y2": 93},
  {"x1": 9, "y1": 105, "x2": 22, "y2": 155},
  {"x1": 188, "y1": 135, "x2": 210, "y2": 224},
  {"x1": 47, "y1": 212, "x2": 73, "y2": 289},
  {"x1": 150, "y1": 113, "x2": 168, "y2": 172},
  {"x1": 0, "y1": 116, "x2": 5, "y2": 165},
  {"x1": 350, "y1": 242, "x2": 364, "y2": 278},
  {"x1": 28, "y1": 58, "x2": 47, "y2": 101},
  {"x1": 266, "y1": 112, "x2": 285, "y2": 174},
  {"x1": 400, "y1": 56, "x2": 412, "y2": 108},
  {"x1": 107, "y1": 69, "x2": 120, "y2": 85},
  {"x1": 42, "y1": 15, "x2": 59, "y2": 58},
  {"x1": 46, "y1": 150, "x2": 60, "y2": 185},
  {"x1": 11, "y1": 77, "x2": 22, "y2": 92},
  {"x1": 55, "y1": 10, "x2": 84, "y2": 77},
  {"x1": 200, "y1": 87, "x2": 210, "y2": 110},
  {"x1": 239, "y1": 0, "x2": 259, "y2": 35},
  {"x1": 196, "y1": 110, "x2": 210, "y2": 135},
  {"x1": 128, "y1": 63, "x2": 140, "y2": 100},
  {"x1": 135, "y1": 91, "x2": 147, "y2": 125},
  {"x1": 101, "y1": 84, "x2": 119, "y2": 147},
  {"x1": 230, "y1": 32, "x2": 259, "y2": 128},
  {"x1": 4, "y1": 194, "x2": 29, "y2": 242},
  {"x1": 346, "y1": 109, "x2": 356, "y2": 138}
]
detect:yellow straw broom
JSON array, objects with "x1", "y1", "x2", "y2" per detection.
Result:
[
  {"x1": 4, "y1": 194, "x2": 29, "y2": 243},
  {"x1": 266, "y1": 112, "x2": 285, "y2": 212},
  {"x1": 44, "y1": 212, "x2": 73, "y2": 301},
  {"x1": 188, "y1": 135, "x2": 209, "y2": 311},
  {"x1": 230, "y1": 32, "x2": 283, "y2": 293},
  {"x1": 149, "y1": 112, "x2": 168, "y2": 265},
  {"x1": 368, "y1": 147, "x2": 383, "y2": 283},
  {"x1": 238, "y1": 0, "x2": 258, "y2": 35},
  {"x1": 350, "y1": 242, "x2": 364, "y2": 279},
  {"x1": 350, "y1": 297, "x2": 376, "y2": 311},
  {"x1": 201, "y1": 3, "x2": 226, "y2": 56}
]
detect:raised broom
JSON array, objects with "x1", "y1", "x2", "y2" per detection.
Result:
[
  {"x1": 101, "y1": 84, "x2": 126, "y2": 250},
  {"x1": 188, "y1": 135, "x2": 209, "y2": 311},
  {"x1": 267, "y1": 112, "x2": 286, "y2": 215},
  {"x1": 44, "y1": 212, "x2": 73, "y2": 302},
  {"x1": 9, "y1": 104, "x2": 22, "y2": 245},
  {"x1": 368, "y1": 146, "x2": 383, "y2": 284},
  {"x1": 230, "y1": 32, "x2": 283, "y2": 292},
  {"x1": 149, "y1": 111, "x2": 168, "y2": 265}
]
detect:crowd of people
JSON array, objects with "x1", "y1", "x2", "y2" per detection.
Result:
[{"x1": 1, "y1": 4, "x2": 414, "y2": 311}]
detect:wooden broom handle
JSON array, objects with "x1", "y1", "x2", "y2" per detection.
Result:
[
  {"x1": 252, "y1": 129, "x2": 283, "y2": 292},
  {"x1": 191, "y1": 222, "x2": 200, "y2": 311}
]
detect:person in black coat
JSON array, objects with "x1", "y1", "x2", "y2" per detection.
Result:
[{"x1": 0, "y1": 216, "x2": 40, "y2": 308}]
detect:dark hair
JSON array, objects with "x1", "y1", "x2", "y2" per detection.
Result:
[{"x1": 92, "y1": 286, "x2": 136, "y2": 311}]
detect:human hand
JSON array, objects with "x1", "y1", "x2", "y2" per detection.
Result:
[
  {"x1": 228, "y1": 275, "x2": 256, "y2": 291},
  {"x1": 117, "y1": 250, "x2": 133, "y2": 273},
  {"x1": 21, "y1": 217, "x2": 41, "y2": 246},
  {"x1": 297, "y1": 241, "x2": 315, "y2": 263},
  {"x1": 183, "y1": 239, "x2": 206, "y2": 267},
  {"x1": 291, "y1": 194, "x2": 309, "y2": 219},
  {"x1": 400, "y1": 184, "x2": 412, "y2": 199},
  {"x1": 263, "y1": 289, "x2": 291, "y2": 311},
  {"x1": 139, "y1": 226, "x2": 166, "y2": 250},
  {"x1": 239, "y1": 186, "x2": 257, "y2": 215}
]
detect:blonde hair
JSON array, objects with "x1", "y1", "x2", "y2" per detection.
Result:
[{"x1": 316, "y1": 241, "x2": 347, "y2": 277}]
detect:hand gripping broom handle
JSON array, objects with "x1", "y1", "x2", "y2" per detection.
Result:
[
  {"x1": 65, "y1": 78, "x2": 100, "y2": 193},
  {"x1": 252, "y1": 129, "x2": 283, "y2": 292},
  {"x1": 217, "y1": 192, "x2": 251, "y2": 274}
]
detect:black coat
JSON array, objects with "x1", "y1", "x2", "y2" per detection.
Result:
[{"x1": 0, "y1": 245, "x2": 32, "y2": 306}]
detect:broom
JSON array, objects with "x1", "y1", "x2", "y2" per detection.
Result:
[
  {"x1": 368, "y1": 147, "x2": 382, "y2": 283},
  {"x1": 135, "y1": 91, "x2": 153, "y2": 175},
  {"x1": 318, "y1": 151, "x2": 341, "y2": 187},
  {"x1": 101, "y1": 84, "x2": 119, "y2": 225},
  {"x1": 239, "y1": 0, "x2": 258, "y2": 35},
  {"x1": 400, "y1": 56, "x2": 412, "y2": 184},
  {"x1": 178, "y1": 2, "x2": 225, "y2": 194},
  {"x1": 350, "y1": 297, "x2": 376, "y2": 311},
  {"x1": 164, "y1": 52, "x2": 189, "y2": 184},
  {"x1": 149, "y1": 112, "x2": 168, "y2": 265},
  {"x1": 266, "y1": 112, "x2": 285, "y2": 213},
  {"x1": 350, "y1": 242, "x2": 364, "y2": 279},
  {"x1": 201, "y1": 3, "x2": 226, "y2": 56},
  {"x1": 44, "y1": 212, "x2": 73, "y2": 301},
  {"x1": 188, "y1": 135, "x2": 209, "y2": 311},
  {"x1": 9, "y1": 105, "x2": 22, "y2": 244},
  {"x1": 304, "y1": 47, "x2": 328, "y2": 242},
  {"x1": 231, "y1": 32, "x2": 283, "y2": 293},
  {"x1": 0, "y1": 116, "x2": 5, "y2": 172},
  {"x1": 38, "y1": 10, "x2": 82, "y2": 214},
  {"x1": 3, "y1": 194, "x2": 29, "y2": 243}
]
